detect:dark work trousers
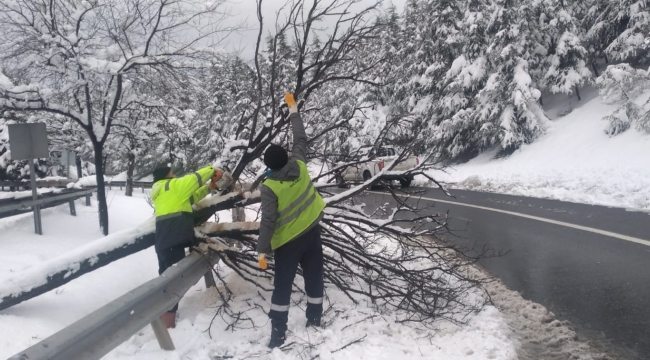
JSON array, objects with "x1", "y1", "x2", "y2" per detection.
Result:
[
  {"x1": 269, "y1": 224, "x2": 324, "y2": 335},
  {"x1": 157, "y1": 244, "x2": 188, "y2": 313}
]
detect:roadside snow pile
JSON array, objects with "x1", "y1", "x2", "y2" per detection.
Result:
[
  {"x1": 0, "y1": 217, "x2": 154, "y2": 300},
  {"x1": 420, "y1": 88, "x2": 650, "y2": 210},
  {"x1": 480, "y1": 270, "x2": 609, "y2": 360},
  {"x1": 0, "y1": 187, "x2": 62, "y2": 200},
  {"x1": 67, "y1": 175, "x2": 105, "y2": 189},
  {"x1": 106, "y1": 268, "x2": 517, "y2": 360}
]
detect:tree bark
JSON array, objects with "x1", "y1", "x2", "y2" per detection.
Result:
[
  {"x1": 94, "y1": 144, "x2": 109, "y2": 235},
  {"x1": 125, "y1": 152, "x2": 135, "y2": 197},
  {"x1": 574, "y1": 85, "x2": 581, "y2": 101},
  {"x1": 591, "y1": 62, "x2": 599, "y2": 77},
  {"x1": 75, "y1": 154, "x2": 83, "y2": 179}
]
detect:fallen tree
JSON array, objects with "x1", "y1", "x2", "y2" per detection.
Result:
[{"x1": 188, "y1": 0, "x2": 494, "y2": 329}]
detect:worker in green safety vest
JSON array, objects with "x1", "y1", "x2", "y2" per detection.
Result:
[
  {"x1": 257, "y1": 93, "x2": 326, "y2": 348},
  {"x1": 151, "y1": 164, "x2": 233, "y2": 329}
]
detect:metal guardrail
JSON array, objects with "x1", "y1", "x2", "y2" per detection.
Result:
[
  {"x1": 106, "y1": 181, "x2": 153, "y2": 193},
  {"x1": 0, "y1": 179, "x2": 74, "y2": 191},
  {"x1": 0, "y1": 189, "x2": 95, "y2": 233},
  {"x1": 10, "y1": 249, "x2": 219, "y2": 360}
]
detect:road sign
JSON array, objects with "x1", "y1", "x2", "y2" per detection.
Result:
[
  {"x1": 7, "y1": 123, "x2": 49, "y2": 160},
  {"x1": 7, "y1": 123, "x2": 49, "y2": 235}
]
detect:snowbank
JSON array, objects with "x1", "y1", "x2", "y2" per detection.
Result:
[
  {"x1": 0, "y1": 187, "x2": 62, "y2": 200},
  {"x1": 0, "y1": 217, "x2": 154, "y2": 300},
  {"x1": 476, "y1": 266, "x2": 608, "y2": 360},
  {"x1": 421, "y1": 89, "x2": 650, "y2": 210},
  {"x1": 67, "y1": 175, "x2": 106, "y2": 189}
]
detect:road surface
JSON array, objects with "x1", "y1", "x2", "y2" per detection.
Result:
[{"x1": 358, "y1": 186, "x2": 650, "y2": 359}]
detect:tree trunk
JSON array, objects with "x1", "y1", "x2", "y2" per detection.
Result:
[
  {"x1": 75, "y1": 154, "x2": 83, "y2": 179},
  {"x1": 125, "y1": 152, "x2": 135, "y2": 197},
  {"x1": 94, "y1": 144, "x2": 109, "y2": 235},
  {"x1": 591, "y1": 62, "x2": 599, "y2": 77},
  {"x1": 574, "y1": 85, "x2": 581, "y2": 101},
  {"x1": 539, "y1": 95, "x2": 544, "y2": 107}
]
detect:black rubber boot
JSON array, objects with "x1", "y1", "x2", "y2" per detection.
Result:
[
  {"x1": 268, "y1": 327, "x2": 286, "y2": 349},
  {"x1": 306, "y1": 317, "x2": 321, "y2": 328}
]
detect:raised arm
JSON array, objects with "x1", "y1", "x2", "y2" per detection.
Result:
[
  {"x1": 173, "y1": 166, "x2": 215, "y2": 202},
  {"x1": 286, "y1": 93, "x2": 308, "y2": 163},
  {"x1": 257, "y1": 185, "x2": 277, "y2": 254}
]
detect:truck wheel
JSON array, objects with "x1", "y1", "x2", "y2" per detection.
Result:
[
  {"x1": 335, "y1": 173, "x2": 347, "y2": 188},
  {"x1": 400, "y1": 176, "x2": 412, "y2": 188},
  {"x1": 364, "y1": 171, "x2": 380, "y2": 190}
]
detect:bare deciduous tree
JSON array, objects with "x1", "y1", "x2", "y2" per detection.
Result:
[{"x1": 0, "y1": 0, "x2": 237, "y2": 234}]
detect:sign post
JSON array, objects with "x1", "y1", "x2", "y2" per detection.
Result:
[
  {"x1": 61, "y1": 150, "x2": 77, "y2": 179},
  {"x1": 8, "y1": 123, "x2": 49, "y2": 235}
]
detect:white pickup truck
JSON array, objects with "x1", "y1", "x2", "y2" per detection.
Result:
[{"x1": 335, "y1": 146, "x2": 419, "y2": 188}]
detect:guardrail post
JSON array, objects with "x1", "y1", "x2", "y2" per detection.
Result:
[
  {"x1": 150, "y1": 318, "x2": 176, "y2": 351},
  {"x1": 69, "y1": 199, "x2": 76, "y2": 216},
  {"x1": 86, "y1": 193, "x2": 91, "y2": 206},
  {"x1": 204, "y1": 269, "x2": 216, "y2": 288}
]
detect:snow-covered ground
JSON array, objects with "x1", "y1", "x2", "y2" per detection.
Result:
[
  {"x1": 0, "y1": 190, "x2": 158, "y2": 358},
  {"x1": 420, "y1": 87, "x2": 650, "y2": 211},
  {"x1": 0, "y1": 191, "x2": 518, "y2": 359}
]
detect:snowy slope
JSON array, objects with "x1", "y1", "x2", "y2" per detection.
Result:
[{"x1": 422, "y1": 87, "x2": 650, "y2": 210}]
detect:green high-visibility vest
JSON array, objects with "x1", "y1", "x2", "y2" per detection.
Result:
[{"x1": 264, "y1": 160, "x2": 326, "y2": 250}]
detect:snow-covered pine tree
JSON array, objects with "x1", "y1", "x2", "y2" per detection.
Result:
[
  {"x1": 470, "y1": 0, "x2": 547, "y2": 154},
  {"x1": 539, "y1": 0, "x2": 592, "y2": 100},
  {"x1": 585, "y1": 0, "x2": 650, "y2": 65},
  {"x1": 595, "y1": 63, "x2": 650, "y2": 135},
  {"x1": 433, "y1": 0, "x2": 491, "y2": 159}
]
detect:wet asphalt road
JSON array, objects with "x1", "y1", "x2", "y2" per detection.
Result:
[{"x1": 358, "y1": 187, "x2": 650, "y2": 359}]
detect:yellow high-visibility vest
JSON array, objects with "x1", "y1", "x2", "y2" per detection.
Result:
[
  {"x1": 264, "y1": 160, "x2": 325, "y2": 250},
  {"x1": 151, "y1": 166, "x2": 214, "y2": 220}
]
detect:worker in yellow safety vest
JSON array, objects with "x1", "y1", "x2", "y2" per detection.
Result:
[
  {"x1": 151, "y1": 164, "x2": 233, "y2": 328},
  {"x1": 257, "y1": 93, "x2": 326, "y2": 348}
]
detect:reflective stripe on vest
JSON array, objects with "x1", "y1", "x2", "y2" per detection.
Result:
[{"x1": 264, "y1": 160, "x2": 326, "y2": 250}]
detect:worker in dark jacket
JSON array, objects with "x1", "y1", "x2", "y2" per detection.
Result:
[
  {"x1": 257, "y1": 93, "x2": 326, "y2": 348},
  {"x1": 151, "y1": 165, "x2": 233, "y2": 328}
]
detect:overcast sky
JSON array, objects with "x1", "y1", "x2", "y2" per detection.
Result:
[{"x1": 218, "y1": 0, "x2": 406, "y2": 60}]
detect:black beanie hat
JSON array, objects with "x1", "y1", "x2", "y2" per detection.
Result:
[
  {"x1": 264, "y1": 144, "x2": 289, "y2": 170},
  {"x1": 153, "y1": 166, "x2": 172, "y2": 183}
]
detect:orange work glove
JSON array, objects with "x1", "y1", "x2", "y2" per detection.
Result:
[
  {"x1": 258, "y1": 253, "x2": 268, "y2": 270},
  {"x1": 285, "y1": 93, "x2": 298, "y2": 114}
]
